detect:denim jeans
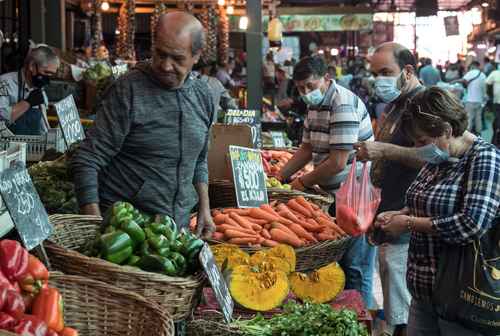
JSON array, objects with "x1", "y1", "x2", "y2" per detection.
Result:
[
  {"x1": 407, "y1": 299, "x2": 484, "y2": 336},
  {"x1": 339, "y1": 234, "x2": 377, "y2": 309}
]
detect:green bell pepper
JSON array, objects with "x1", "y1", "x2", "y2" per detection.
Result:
[
  {"x1": 106, "y1": 246, "x2": 133, "y2": 264},
  {"x1": 148, "y1": 234, "x2": 170, "y2": 252},
  {"x1": 139, "y1": 241, "x2": 152, "y2": 256},
  {"x1": 149, "y1": 223, "x2": 169, "y2": 236},
  {"x1": 185, "y1": 238, "x2": 204, "y2": 255},
  {"x1": 157, "y1": 247, "x2": 171, "y2": 258},
  {"x1": 104, "y1": 226, "x2": 116, "y2": 234},
  {"x1": 126, "y1": 255, "x2": 141, "y2": 266},
  {"x1": 168, "y1": 252, "x2": 186, "y2": 271},
  {"x1": 120, "y1": 218, "x2": 146, "y2": 244},
  {"x1": 138, "y1": 255, "x2": 177, "y2": 276},
  {"x1": 169, "y1": 239, "x2": 184, "y2": 253},
  {"x1": 99, "y1": 230, "x2": 132, "y2": 257}
]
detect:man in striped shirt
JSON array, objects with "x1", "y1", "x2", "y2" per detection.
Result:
[{"x1": 278, "y1": 56, "x2": 376, "y2": 308}]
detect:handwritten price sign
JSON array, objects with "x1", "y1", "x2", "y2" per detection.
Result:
[
  {"x1": 54, "y1": 95, "x2": 85, "y2": 147},
  {"x1": 224, "y1": 109, "x2": 262, "y2": 149},
  {"x1": 0, "y1": 162, "x2": 52, "y2": 250},
  {"x1": 229, "y1": 145, "x2": 268, "y2": 208}
]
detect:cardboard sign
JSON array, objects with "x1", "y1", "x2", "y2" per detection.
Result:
[
  {"x1": 0, "y1": 162, "x2": 52, "y2": 250},
  {"x1": 224, "y1": 109, "x2": 262, "y2": 149},
  {"x1": 199, "y1": 243, "x2": 233, "y2": 323},
  {"x1": 270, "y1": 131, "x2": 287, "y2": 148},
  {"x1": 229, "y1": 145, "x2": 268, "y2": 208},
  {"x1": 54, "y1": 95, "x2": 85, "y2": 147},
  {"x1": 112, "y1": 64, "x2": 128, "y2": 79}
]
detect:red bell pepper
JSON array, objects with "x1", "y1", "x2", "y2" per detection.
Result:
[
  {"x1": 32, "y1": 287, "x2": 64, "y2": 332},
  {"x1": 0, "y1": 285, "x2": 25, "y2": 319},
  {"x1": 19, "y1": 255, "x2": 49, "y2": 294},
  {"x1": 46, "y1": 329, "x2": 60, "y2": 336},
  {"x1": 0, "y1": 269, "x2": 19, "y2": 293},
  {"x1": 0, "y1": 240, "x2": 29, "y2": 282},
  {"x1": 13, "y1": 315, "x2": 48, "y2": 336},
  {"x1": 60, "y1": 327, "x2": 78, "y2": 336},
  {"x1": 0, "y1": 312, "x2": 16, "y2": 330}
]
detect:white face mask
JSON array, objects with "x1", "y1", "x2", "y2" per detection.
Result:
[{"x1": 374, "y1": 75, "x2": 401, "y2": 103}]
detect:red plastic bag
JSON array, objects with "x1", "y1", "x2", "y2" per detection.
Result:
[{"x1": 335, "y1": 157, "x2": 381, "y2": 236}]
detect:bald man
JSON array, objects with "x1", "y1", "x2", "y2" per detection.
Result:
[
  {"x1": 355, "y1": 42, "x2": 424, "y2": 336},
  {"x1": 72, "y1": 12, "x2": 216, "y2": 237}
]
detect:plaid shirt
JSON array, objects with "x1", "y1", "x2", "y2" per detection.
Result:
[
  {"x1": 405, "y1": 138, "x2": 500, "y2": 302},
  {"x1": 302, "y1": 80, "x2": 374, "y2": 192}
]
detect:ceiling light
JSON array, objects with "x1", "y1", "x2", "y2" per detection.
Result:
[
  {"x1": 239, "y1": 16, "x2": 248, "y2": 30},
  {"x1": 330, "y1": 48, "x2": 339, "y2": 56},
  {"x1": 481, "y1": 2, "x2": 489, "y2": 7},
  {"x1": 477, "y1": 43, "x2": 488, "y2": 49},
  {"x1": 101, "y1": 1, "x2": 110, "y2": 11},
  {"x1": 318, "y1": 49, "x2": 324, "y2": 55},
  {"x1": 217, "y1": 0, "x2": 225, "y2": 6},
  {"x1": 488, "y1": 46, "x2": 497, "y2": 53},
  {"x1": 226, "y1": 5, "x2": 234, "y2": 14},
  {"x1": 115, "y1": 29, "x2": 120, "y2": 35}
]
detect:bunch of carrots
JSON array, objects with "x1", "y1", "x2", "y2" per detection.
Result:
[
  {"x1": 262, "y1": 150, "x2": 313, "y2": 179},
  {"x1": 190, "y1": 197, "x2": 346, "y2": 248}
]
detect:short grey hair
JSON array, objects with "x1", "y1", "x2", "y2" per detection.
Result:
[
  {"x1": 191, "y1": 27, "x2": 205, "y2": 55},
  {"x1": 24, "y1": 46, "x2": 60, "y2": 68}
]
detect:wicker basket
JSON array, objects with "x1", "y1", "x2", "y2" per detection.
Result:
[
  {"x1": 45, "y1": 214, "x2": 205, "y2": 322},
  {"x1": 209, "y1": 179, "x2": 333, "y2": 212},
  {"x1": 209, "y1": 235, "x2": 352, "y2": 272},
  {"x1": 0, "y1": 273, "x2": 174, "y2": 336}
]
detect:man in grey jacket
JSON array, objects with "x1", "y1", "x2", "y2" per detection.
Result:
[{"x1": 71, "y1": 12, "x2": 216, "y2": 236}]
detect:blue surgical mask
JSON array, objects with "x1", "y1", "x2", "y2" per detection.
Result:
[
  {"x1": 416, "y1": 143, "x2": 450, "y2": 164},
  {"x1": 301, "y1": 88, "x2": 325, "y2": 106},
  {"x1": 374, "y1": 75, "x2": 401, "y2": 103}
]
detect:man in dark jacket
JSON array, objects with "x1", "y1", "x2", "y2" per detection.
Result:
[{"x1": 71, "y1": 12, "x2": 216, "y2": 237}]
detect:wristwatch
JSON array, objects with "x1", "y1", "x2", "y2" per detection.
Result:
[{"x1": 406, "y1": 216, "x2": 414, "y2": 232}]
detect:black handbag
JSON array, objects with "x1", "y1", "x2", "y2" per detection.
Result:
[{"x1": 432, "y1": 215, "x2": 499, "y2": 334}]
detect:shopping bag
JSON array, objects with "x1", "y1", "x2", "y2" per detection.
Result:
[
  {"x1": 432, "y1": 221, "x2": 499, "y2": 335},
  {"x1": 335, "y1": 157, "x2": 381, "y2": 236}
]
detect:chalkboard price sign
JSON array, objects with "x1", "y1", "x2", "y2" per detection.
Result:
[
  {"x1": 111, "y1": 64, "x2": 128, "y2": 79},
  {"x1": 270, "y1": 131, "x2": 287, "y2": 148},
  {"x1": 0, "y1": 162, "x2": 52, "y2": 250},
  {"x1": 224, "y1": 109, "x2": 262, "y2": 149},
  {"x1": 54, "y1": 95, "x2": 85, "y2": 147},
  {"x1": 229, "y1": 145, "x2": 268, "y2": 208},
  {"x1": 199, "y1": 243, "x2": 233, "y2": 323}
]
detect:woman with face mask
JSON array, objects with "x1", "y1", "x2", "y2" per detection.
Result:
[{"x1": 375, "y1": 86, "x2": 500, "y2": 336}]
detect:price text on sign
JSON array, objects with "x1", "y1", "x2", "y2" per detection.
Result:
[
  {"x1": 229, "y1": 145, "x2": 268, "y2": 208},
  {"x1": 0, "y1": 163, "x2": 52, "y2": 250},
  {"x1": 224, "y1": 109, "x2": 262, "y2": 149},
  {"x1": 271, "y1": 131, "x2": 287, "y2": 148},
  {"x1": 54, "y1": 95, "x2": 85, "y2": 147},
  {"x1": 199, "y1": 243, "x2": 233, "y2": 323}
]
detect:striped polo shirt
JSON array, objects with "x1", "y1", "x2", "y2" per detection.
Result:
[{"x1": 302, "y1": 80, "x2": 374, "y2": 193}]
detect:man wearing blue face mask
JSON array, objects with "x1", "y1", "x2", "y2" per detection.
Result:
[
  {"x1": 355, "y1": 42, "x2": 425, "y2": 336},
  {"x1": 278, "y1": 55, "x2": 376, "y2": 309}
]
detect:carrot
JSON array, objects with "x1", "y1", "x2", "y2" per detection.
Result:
[
  {"x1": 270, "y1": 228, "x2": 303, "y2": 247},
  {"x1": 225, "y1": 229, "x2": 258, "y2": 239},
  {"x1": 222, "y1": 208, "x2": 250, "y2": 216},
  {"x1": 242, "y1": 217, "x2": 268, "y2": 225},
  {"x1": 316, "y1": 217, "x2": 343, "y2": 234},
  {"x1": 277, "y1": 203, "x2": 300, "y2": 222},
  {"x1": 228, "y1": 237, "x2": 258, "y2": 245},
  {"x1": 317, "y1": 232, "x2": 337, "y2": 241},
  {"x1": 211, "y1": 232, "x2": 225, "y2": 241},
  {"x1": 264, "y1": 223, "x2": 272, "y2": 230},
  {"x1": 225, "y1": 216, "x2": 251, "y2": 230},
  {"x1": 217, "y1": 224, "x2": 255, "y2": 235},
  {"x1": 261, "y1": 228, "x2": 271, "y2": 239},
  {"x1": 213, "y1": 214, "x2": 228, "y2": 225},
  {"x1": 212, "y1": 209, "x2": 222, "y2": 217},
  {"x1": 260, "y1": 204, "x2": 282, "y2": 218},
  {"x1": 251, "y1": 224, "x2": 262, "y2": 232},
  {"x1": 229, "y1": 212, "x2": 254, "y2": 230},
  {"x1": 289, "y1": 223, "x2": 317, "y2": 242},
  {"x1": 296, "y1": 196, "x2": 315, "y2": 214},
  {"x1": 248, "y1": 207, "x2": 280, "y2": 222},
  {"x1": 310, "y1": 203, "x2": 320, "y2": 211},
  {"x1": 262, "y1": 239, "x2": 279, "y2": 247},
  {"x1": 271, "y1": 222, "x2": 300, "y2": 239},
  {"x1": 287, "y1": 199, "x2": 312, "y2": 218}
]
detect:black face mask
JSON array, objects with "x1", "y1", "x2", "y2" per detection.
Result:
[{"x1": 32, "y1": 73, "x2": 50, "y2": 88}]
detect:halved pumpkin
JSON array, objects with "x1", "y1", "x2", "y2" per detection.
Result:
[
  {"x1": 226, "y1": 264, "x2": 289, "y2": 311},
  {"x1": 263, "y1": 244, "x2": 296, "y2": 272},
  {"x1": 212, "y1": 244, "x2": 249, "y2": 269},
  {"x1": 250, "y1": 251, "x2": 292, "y2": 274},
  {"x1": 289, "y1": 262, "x2": 345, "y2": 303}
]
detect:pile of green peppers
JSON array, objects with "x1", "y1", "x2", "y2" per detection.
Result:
[{"x1": 93, "y1": 202, "x2": 204, "y2": 277}]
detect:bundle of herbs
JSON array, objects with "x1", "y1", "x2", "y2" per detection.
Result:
[{"x1": 233, "y1": 301, "x2": 368, "y2": 336}]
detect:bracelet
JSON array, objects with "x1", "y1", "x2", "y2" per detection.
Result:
[{"x1": 406, "y1": 216, "x2": 414, "y2": 232}]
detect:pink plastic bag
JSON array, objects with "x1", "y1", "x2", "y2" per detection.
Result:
[{"x1": 335, "y1": 157, "x2": 381, "y2": 236}]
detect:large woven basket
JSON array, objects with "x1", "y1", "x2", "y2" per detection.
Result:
[
  {"x1": 209, "y1": 236, "x2": 352, "y2": 272},
  {"x1": 0, "y1": 273, "x2": 174, "y2": 336},
  {"x1": 45, "y1": 214, "x2": 205, "y2": 322},
  {"x1": 187, "y1": 311, "x2": 242, "y2": 336},
  {"x1": 209, "y1": 179, "x2": 333, "y2": 212}
]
